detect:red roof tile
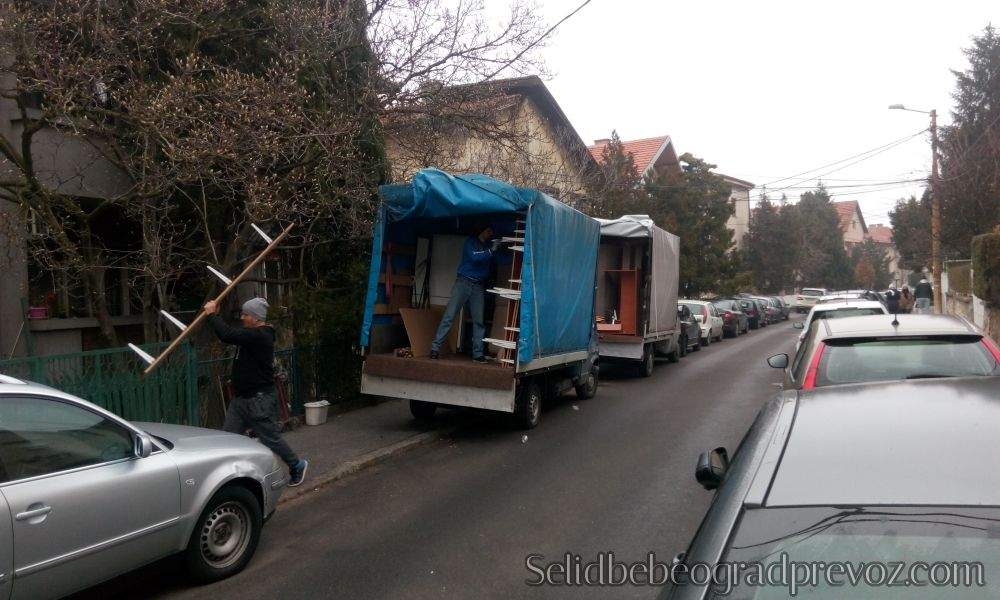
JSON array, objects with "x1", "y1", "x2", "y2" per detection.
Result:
[
  {"x1": 867, "y1": 223, "x2": 894, "y2": 245},
  {"x1": 833, "y1": 200, "x2": 861, "y2": 233},
  {"x1": 588, "y1": 135, "x2": 671, "y2": 175}
]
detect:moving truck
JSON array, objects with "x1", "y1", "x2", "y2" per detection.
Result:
[
  {"x1": 359, "y1": 169, "x2": 600, "y2": 429},
  {"x1": 594, "y1": 215, "x2": 681, "y2": 376}
]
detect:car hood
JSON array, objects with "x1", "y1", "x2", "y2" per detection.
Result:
[{"x1": 135, "y1": 422, "x2": 267, "y2": 455}]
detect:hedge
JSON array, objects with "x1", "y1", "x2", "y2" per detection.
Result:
[{"x1": 972, "y1": 232, "x2": 1000, "y2": 307}]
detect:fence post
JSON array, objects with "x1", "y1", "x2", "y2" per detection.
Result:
[
  {"x1": 291, "y1": 347, "x2": 303, "y2": 414},
  {"x1": 185, "y1": 342, "x2": 199, "y2": 426}
]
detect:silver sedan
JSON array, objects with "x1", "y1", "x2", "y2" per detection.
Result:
[{"x1": 0, "y1": 374, "x2": 286, "y2": 599}]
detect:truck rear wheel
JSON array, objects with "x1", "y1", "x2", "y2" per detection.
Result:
[
  {"x1": 638, "y1": 345, "x2": 655, "y2": 377},
  {"x1": 574, "y1": 369, "x2": 598, "y2": 399},
  {"x1": 667, "y1": 338, "x2": 681, "y2": 363},
  {"x1": 515, "y1": 381, "x2": 542, "y2": 429},
  {"x1": 409, "y1": 400, "x2": 437, "y2": 421}
]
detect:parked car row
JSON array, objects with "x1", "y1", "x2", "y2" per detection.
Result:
[
  {"x1": 670, "y1": 293, "x2": 794, "y2": 360},
  {"x1": 664, "y1": 312, "x2": 1000, "y2": 599}
]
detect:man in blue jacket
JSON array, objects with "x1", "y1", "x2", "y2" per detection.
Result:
[{"x1": 429, "y1": 224, "x2": 496, "y2": 362}]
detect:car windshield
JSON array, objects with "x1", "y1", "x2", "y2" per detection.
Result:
[
  {"x1": 815, "y1": 336, "x2": 998, "y2": 386},
  {"x1": 811, "y1": 307, "x2": 884, "y2": 321},
  {"x1": 801, "y1": 289, "x2": 824, "y2": 296},
  {"x1": 715, "y1": 506, "x2": 1000, "y2": 599},
  {"x1": 713, "y1": 301, "x2": 737, "y2": 311}
]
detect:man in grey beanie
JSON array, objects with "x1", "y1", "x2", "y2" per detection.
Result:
[{"x1": 204, "y1": 297, "x2": 308, "y2": 487}]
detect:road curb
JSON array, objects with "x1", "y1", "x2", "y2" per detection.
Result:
[{"x1": 278, "y1": 425, "x2": 457, "y2": 505}]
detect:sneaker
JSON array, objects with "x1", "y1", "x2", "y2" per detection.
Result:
[
  {"x1": 473, "y1": 356, "x2": 488, "y2": 363},
  {"x1": 429, "y1": 351, "x2": 439, "y2": 359},
  {"x1": 288, "y1": 459, "x2": 308, "y2": 487}
]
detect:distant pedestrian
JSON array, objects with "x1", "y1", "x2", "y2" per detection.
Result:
[
  {"x1": 885, "y1": 285, "x2": 900, "y2": 313},
  {"x1": 899, "y1": 286, "x2": 914, "y2": 313},
  {"x1": 914, "y1": 278, "x2": 933, "y2": 314},
  {"x1": 204, "y1": 297, "x2": 308, "y2": 487}
]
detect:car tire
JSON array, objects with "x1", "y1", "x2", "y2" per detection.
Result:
[
  {"x1": 574, "y1": 368, "x2": 598, "y2": 400},
  {"x1": 409, "y1": 400, "x2": 437, "y2": 421},
  {"x1": 701, "y1": 334, "x2": 710, "y2": 347},
  {"x1": 515, "y1": 380, "x2": 542, "y2": 429},
  {"x1": 185, "y1": 485, "x2": 262, "y2": 583}
]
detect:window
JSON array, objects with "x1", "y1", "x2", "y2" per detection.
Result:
[
  {"x1": 812, "y1": 307, "x2": 884, "y2": 321},
  {"x1": 716, "y1": 506, "x2": 1000, "y2": 598},
  {"x1": 0, "y1": 396, "x2": 135, "y2": 484},
  {"x1": 815, "y1": 337, "x2": 998, "y2": 387}
]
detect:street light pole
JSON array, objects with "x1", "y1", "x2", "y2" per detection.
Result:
[
  {"x1": 889, "y1": 104, "x2": 941, "y2": 313},
  {"x1": 929, "y1": 109, "x2": 942, "y2": 313}
]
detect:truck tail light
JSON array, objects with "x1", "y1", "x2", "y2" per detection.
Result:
[
  {"x1": 801, "y1": 342, "x2": 827, "y2": 390},
  {"x1": 723, "y1": 311, "x2": 733, "y2": 322}
]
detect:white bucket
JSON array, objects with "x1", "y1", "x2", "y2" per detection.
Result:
[{"x1": 303, "y1": 400, "x2": 330, "y2": 426}]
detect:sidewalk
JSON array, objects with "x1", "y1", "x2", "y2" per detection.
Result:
[{"x1": 277, "y1": 400, "x2": 477, "y2": 503}]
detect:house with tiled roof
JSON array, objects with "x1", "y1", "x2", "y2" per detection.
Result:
[
  {"x1": 833, "y1": 200, "x2": 868, "y2": 250},
  {"x1": 587, "y1": 135, "x2": 754, "y2": 250},
  {"x1": 866, "y1": 224, "x2": 908, "y2": 287},
  {"x1": 587, "y1": 135, "x2": 681, "y2": 179}
]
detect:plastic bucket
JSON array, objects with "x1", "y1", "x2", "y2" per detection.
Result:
[{"x1": 303, "y1": 400, "x2": 330, "y2": 426}]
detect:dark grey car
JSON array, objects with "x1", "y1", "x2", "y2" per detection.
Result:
[{"x1": 660, "y1": 377, "x2": 1000, "y2": 599}]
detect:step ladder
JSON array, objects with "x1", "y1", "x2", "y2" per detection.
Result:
[{"x1": 485, "y1": 218, "x2": 525, "y2": 367}]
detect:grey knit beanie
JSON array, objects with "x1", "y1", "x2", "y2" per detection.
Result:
[{"x1": 242, "y1": 297, "x2": 269, "y2": 321}]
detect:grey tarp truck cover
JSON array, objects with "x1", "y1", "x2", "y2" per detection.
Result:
[{"x1": 597, "y1": 214, "x2": 680, "y2": 334}]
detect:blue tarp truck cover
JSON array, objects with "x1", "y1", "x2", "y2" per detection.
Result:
[{"x1": 360, "y1": 169, "x2": 599, "y2": 365}]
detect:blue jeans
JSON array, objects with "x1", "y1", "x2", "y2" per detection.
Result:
[
  {"x1": 431, "y1": 276, "x2": 486, "y2": 358},
  {"x1": 914, "y1": 298, "x2": 931, "y2": 313}
]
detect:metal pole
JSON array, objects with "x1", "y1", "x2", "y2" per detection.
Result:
[
  {"x1": 930, "y1": 110, "x2": 942, "y2": 314},
  {"x1": 141, "y1": 222, "x2": 294, "y2": 377}
]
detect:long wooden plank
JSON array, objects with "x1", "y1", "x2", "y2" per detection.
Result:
[{"x1": 141, "y1": 222, "x2": 295, "y2": 377}]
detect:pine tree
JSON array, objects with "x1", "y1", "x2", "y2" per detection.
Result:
[
  {"x1": 795, "y1": 185, "x2": 853, "y2": 289},
  {"x1": 889, "y1": 194, "x2": 932, "y2": 271},
  {"x1": 645, "y1": 153, "x2": 736, "y2": 296},
  {"x1": 585, "y1": 131, "x2": 645, "y2": 218},
  {"x1": 938, "y1": 25, "x2": 1000, "y2": 257}
]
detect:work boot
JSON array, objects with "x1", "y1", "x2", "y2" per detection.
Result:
[
  {"x1": 288, "y1": 459, "x2": 308, "y2": 487},
  {"x1": 429, "y1": 350, "x2": 439, "y2": 359}
]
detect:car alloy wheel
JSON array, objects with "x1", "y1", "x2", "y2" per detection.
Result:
[{"x1": 200, "y1": 501, "x2": 253, "y2": 569}]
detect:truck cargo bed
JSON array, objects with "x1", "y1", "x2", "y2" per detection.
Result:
[{"x1": 361, "y1": 353, "x2": 516, "y2": 412}]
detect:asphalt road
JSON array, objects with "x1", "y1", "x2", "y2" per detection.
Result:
[{"x1": 76, "y1": 317, "x2": 799, "y2": 600}]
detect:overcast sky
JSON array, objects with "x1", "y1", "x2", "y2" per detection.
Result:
[{"x1": 535, "y1": 0, "x2": 999, "y2": 226}]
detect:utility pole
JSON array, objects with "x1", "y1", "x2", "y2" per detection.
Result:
[{"x1": 929, "y1": 109, "x2": 942, "y2": 314}]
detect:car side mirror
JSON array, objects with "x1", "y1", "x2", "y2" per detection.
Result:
[
  {"x1": 767, "y1": 353, "x2": 789, "y2": 369},
  {"x1": 134, "y1": 433, "x2": 154, "y2": 458},
  {"x1": 695, "y1": 447, "x2": 729, "y2": 490},
  {"x1": 793, "y1": 322, "x2": 804, "y2": 329}
]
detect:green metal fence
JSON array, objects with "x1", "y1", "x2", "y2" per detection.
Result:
[
  {"x1": 0, "y1": 342, "x2": 198, "y2": 425},
  {"x1": 0, "y1": 343, "x2": 333, "y2": 428}
]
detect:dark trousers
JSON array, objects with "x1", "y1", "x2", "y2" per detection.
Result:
[{"x1": 223, "y1": 388, "x2": 299, "y2": 469}]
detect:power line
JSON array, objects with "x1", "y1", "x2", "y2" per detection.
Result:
[
  {"x1": 757, "y1": 128, "x2": 930, "y2": 189},
  {"x1": 757, "y1": 130, "x2": 928, "y2": 201}
]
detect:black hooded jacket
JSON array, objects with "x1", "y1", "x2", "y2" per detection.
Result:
[{"x1": 208, "y1": 315, "x2": 276, "y2": 396}]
